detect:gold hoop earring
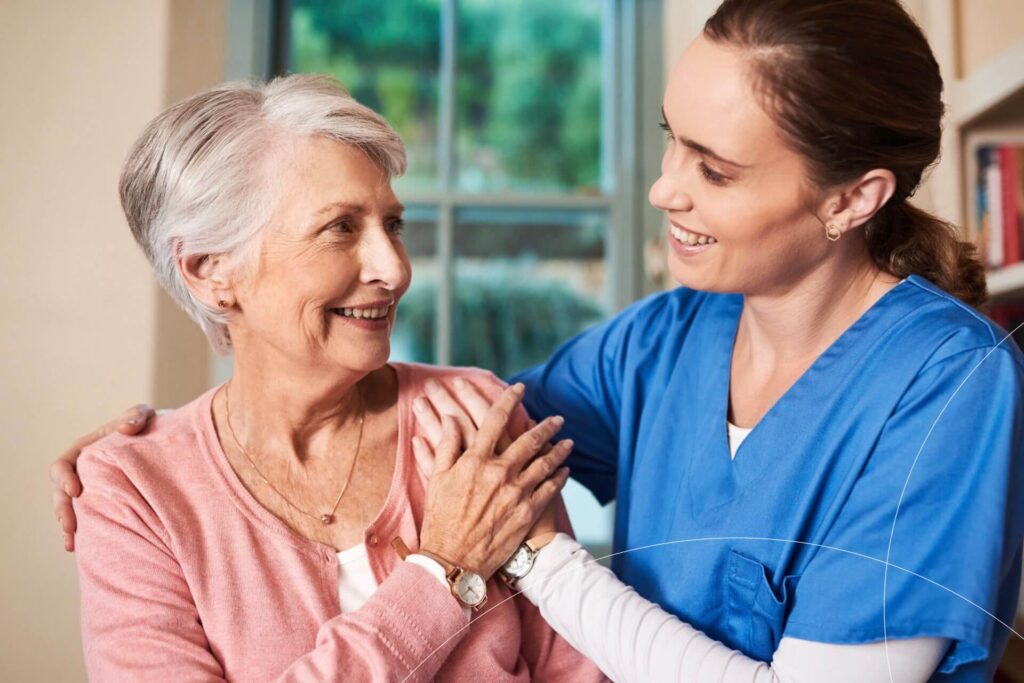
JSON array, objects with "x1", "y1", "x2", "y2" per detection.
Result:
[{"x1": 825, "y1": 223, "x2": 842, "y2": 242}]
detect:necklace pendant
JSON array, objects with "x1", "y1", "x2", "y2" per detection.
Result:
[{"x1": 319, "y1": 513, "x2": 334, "y2": 525}]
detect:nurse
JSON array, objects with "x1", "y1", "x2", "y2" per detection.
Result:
[
  {"x1": 51, "y1": 0, "x2": 1022, "y2": 680},
  {"x1": 401, "y1": 0, "x2": 1024, "y2": 680}
]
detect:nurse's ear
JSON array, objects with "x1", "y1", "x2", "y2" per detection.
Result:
[
  {"x1": 176, "y1": 239, "x2": 237, "y2": 312},
  {"x1": 820, "y1": 169, "x2": 897, "y2": 239}
]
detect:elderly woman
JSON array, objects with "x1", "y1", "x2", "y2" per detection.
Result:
[{"x1": 65, "y1": 74, "x2": 602, "y2": 682}]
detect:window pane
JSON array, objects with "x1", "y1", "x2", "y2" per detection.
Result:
[
  {"x1": 288, "y1": 0, "x2": 441, "y2": 193},
  {"x1": 452, "y1": 208, "x2": 607, "y2": 378},
  {"x1": 455, "y1": 0, "x2": 605, "y2": 194},
  {"x1": 391, "y1": 206, "x2": 438, "y2": 363}
]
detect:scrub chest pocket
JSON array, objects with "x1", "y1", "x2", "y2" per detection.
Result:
[{"x1": 726, "y1": 550, "x2": 801, "y2": 661}]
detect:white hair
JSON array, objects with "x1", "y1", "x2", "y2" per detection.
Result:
[{"x1": 118, "y1": 74, "x2": 407, "y2": 354}]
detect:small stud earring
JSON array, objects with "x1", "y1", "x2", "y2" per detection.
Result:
[
  {"x1": 217, "y1": 300, "x2": 230, "y2": 308},
  {"x1": 825, "y1": 223, "x2": 842, "y2": 242}
]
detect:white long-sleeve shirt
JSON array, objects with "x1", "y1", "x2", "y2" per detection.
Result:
[{"x1": 519, "y1": 534, "x2": 948, "y2": 683}]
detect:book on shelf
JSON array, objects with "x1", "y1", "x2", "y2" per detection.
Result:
[{"x1": 975, "y1": 143, "x2": 1024, "y2": 270}]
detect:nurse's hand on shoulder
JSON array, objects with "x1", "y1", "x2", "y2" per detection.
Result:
[
  {"x1": 49, "y1": 404, "x2": 156, "y2": 552},
  {"x1": 415, "y1": 383, "x2": 572, "y2": 579}
]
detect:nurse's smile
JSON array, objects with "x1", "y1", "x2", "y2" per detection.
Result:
[{"x1": 668, "y1": 221, "x2": 717, "y2": 257}]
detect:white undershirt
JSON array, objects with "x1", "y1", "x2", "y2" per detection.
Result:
[
  {"x1": 520, "y1": 533, "x2": 948, "y2": 683},
  {"x1": 336, "y1": 544, "x2": 471, "y2": 621},
  {"x1": 335, "y1": 543, "x2": 377, "y2": 613},
  {"x1": 727, "y1": 420, "x2": 753, "y2": 459}
]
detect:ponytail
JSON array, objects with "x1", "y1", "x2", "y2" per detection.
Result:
[{"x1": 869, "y1": 200, "x2": 987, "y2": 307}]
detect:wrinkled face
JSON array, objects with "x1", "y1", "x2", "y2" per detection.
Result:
[
  {"x1": 649, "y1": 34, "x2": 831, "y2": 295},
  {"x1": 230, "y1": 136, "x2": 411, "y2": 374}
]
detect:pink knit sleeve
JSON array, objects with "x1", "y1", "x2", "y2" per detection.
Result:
[{"x1": 74, "y1": 448, "x2": 469, "y2": 682}]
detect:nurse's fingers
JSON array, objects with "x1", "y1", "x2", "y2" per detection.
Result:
[
  {"x1": 411, "y1": 435, "x2": 435, "y2": 477},
  {"x1": 423, "y1": 379, "x2": 477, "y2": 445},
  {"x1": 50, "y1": 456, "x2": 81, "y2": 497},
  {"x1": 52, "y1": 489, "x2": 77, "y2": 552},
  {"x1": 412, "y1": 396, "x2": 443, "y2": 447},
  {"x1": 451, "y1": 377, "x2": 513, "y2": 453},
  {"x1": 432, "y1": 415, "x2": 462, "y2": 472},
  {"x1": 114, "y1": 404, "x2": 156, "y2": 435}
]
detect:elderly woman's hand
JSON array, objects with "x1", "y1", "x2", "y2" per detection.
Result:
[
  {"x1": 416, "y1": 383, "x2": 572, "y2": 579},
  {"x1": 49, "y1": 404, "x2": 156, "y2": 551}
]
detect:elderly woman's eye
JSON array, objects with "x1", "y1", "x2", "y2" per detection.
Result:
[
  {"x1": 329, "y1": 218, "x2": 354, "y2": 233},
  {"x1": 387, "y1": 219, "x2": 406, "y2": 236}
]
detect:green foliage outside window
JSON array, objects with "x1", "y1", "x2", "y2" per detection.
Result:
[
  {"x1": 396, "y1": 267, "x2": 604, "y2": 376},
  {"x1": 290, "y1": 0, "x2": 602, "y2": 193}
]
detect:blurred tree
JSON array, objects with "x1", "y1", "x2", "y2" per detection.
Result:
[
  {"x1": 290, "y1": 0, "x2": 602, "y2": 192},
  {"x1": 396, "y1": 267, "x2": 604, "y2": 377}
]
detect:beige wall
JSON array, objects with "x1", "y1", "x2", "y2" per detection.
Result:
[
  {"x1": 0, "y1": 1, "x2": 223, "y2": 679},
  {"x1": 955, "y1": 0, "x2": 1024, "y2": 78}
]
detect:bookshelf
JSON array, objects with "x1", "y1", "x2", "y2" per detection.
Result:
[
  {"x1": 961, "y1": 126, "x2": 1024, "y2": 301},
  {"x1": 912, "y1": 0, "x2": 1024, "y2": 305}
]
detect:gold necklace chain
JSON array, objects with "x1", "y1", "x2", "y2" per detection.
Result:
[{"x1": 223, "y1": 381, "x2": 366, "y2": 526}]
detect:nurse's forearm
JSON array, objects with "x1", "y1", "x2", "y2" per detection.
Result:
[
  {"x1": 518, "y1": 534, "x2": 775, "y2": 681},
  {"x1": 518, "y1": 534, "x2": 946, "y2": 683}
]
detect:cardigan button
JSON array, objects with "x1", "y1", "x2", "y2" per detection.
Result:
[{"x1": 368, "y1": 534, "x2": 379, "y2": 547}]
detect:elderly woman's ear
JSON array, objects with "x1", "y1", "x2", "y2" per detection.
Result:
[{"x1": 178, "y1": 248, "x2": 235, "y2": 311}]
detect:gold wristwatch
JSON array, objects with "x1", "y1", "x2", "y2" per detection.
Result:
[
  {"x1": 392, "y1": 538, "x2": 488, "y2": 611},
  {"x1": 499, "y1": 531, "x2": 558, "y2": 588}
]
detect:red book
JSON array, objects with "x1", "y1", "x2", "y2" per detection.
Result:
[
  {"x1": 1016, "y1": 145, "x2": 1024, "y2": 264},
  {"x1": 1001, "y1": 145, "x2": 1020, "y2": 266}
]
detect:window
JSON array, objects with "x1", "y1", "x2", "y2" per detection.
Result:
[{"x1": 252, "y1": 0, "x2": 663, "y2": 554}]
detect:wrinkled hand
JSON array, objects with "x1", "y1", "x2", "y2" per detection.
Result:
[
  {"x1": 416, "y1": 383, "x2": 572, "y2": 579},
  {"x1": 50, "y1": 404, "x2": 156, "y2": 551}
]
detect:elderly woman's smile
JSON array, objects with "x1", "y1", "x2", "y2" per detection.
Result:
[{"x1": 330, "y1": 302, "x2": 394, "y2": 323}]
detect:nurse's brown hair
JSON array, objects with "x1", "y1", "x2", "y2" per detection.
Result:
[{"x1": 705, "y1": 0, "x2": 987, "y2": 306}]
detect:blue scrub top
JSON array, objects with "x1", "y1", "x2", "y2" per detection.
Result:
[{"x1": 511, "y1": 274, "x2": 1024, "y2": 681}]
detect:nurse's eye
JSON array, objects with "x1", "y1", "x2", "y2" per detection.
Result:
[
  {"x1": 658, "y1": 118, "x2": 673, "y2": 142},
  {"x1": 386, "y1": 218, "x2": 405, "y2": 237},
  {"x1": 699, "y1": 161, "x2": 729, "y2": 186}
]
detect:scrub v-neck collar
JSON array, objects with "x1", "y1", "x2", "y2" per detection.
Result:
[{"x1": 687, "y1": 276, "x2": 915, "y2": 516}]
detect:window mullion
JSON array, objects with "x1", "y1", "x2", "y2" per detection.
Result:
[
  {"x1": 436, "y1": 0, "x2": 458, "y2": 365},
  {"x1": 609, "y1": 0, "x2": 638, "y2": 313}
]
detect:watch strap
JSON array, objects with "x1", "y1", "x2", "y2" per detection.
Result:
[
  {"x1": 525, "y1": 531, "x2": 558, "y2": 553},
  {"x1": 391, "y1": 536, "x2": 412, "y2": 560}
]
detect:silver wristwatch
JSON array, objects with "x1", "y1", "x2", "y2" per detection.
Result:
[{"x1": 499, "y1": 532, "x2": 558, "y2": 587}]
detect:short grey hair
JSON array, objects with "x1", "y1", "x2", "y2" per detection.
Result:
[{"x1": 119, "y1": 74, "x2": 407, "y2": 354}]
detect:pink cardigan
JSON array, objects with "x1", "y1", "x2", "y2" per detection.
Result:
[{"x1": 74, "y1": 363, "x2": 604, "y2": 682}]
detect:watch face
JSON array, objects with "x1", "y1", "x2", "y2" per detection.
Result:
[
  {"x1": 456, "y1": 571, "x2": 487, "y2": 607},
  {"x1": 503, "y1": 545, "x2": 535, "y2": 578}
]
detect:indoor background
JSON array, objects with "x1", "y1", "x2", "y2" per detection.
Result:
[{"x1": 1, "y1": 0, "x2": 1022, "y2": 679}]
